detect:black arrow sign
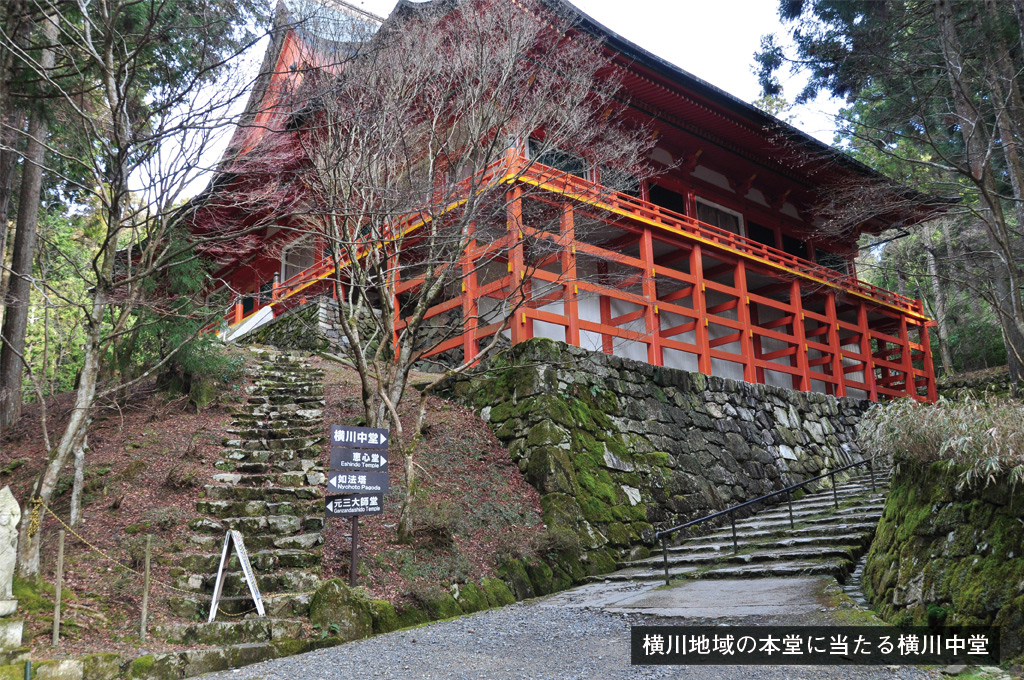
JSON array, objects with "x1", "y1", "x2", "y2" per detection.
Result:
[
  {"x1": 330, "y1": 448, "x2": 389, "y2": 471},
  {"x1": 327, "y1": 470, "x2": 389, "y2": 494}
]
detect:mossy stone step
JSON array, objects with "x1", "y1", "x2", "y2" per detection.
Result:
[
  {"x1": 154, "y1": 618, "x2": 304, "y2": 645},
  {"x1": 216, "y1": 459, "x2": 319, "y2": 475},
  {"x1": 180, "y1": 549, "x2": 322, "y2": 575},
  {"x1": 248, "y1": 395, "x2": 326, "y2": 406},
  {"x1": 195, "y1": 499, "x2": 320, "y2": 519},
  {"x1": 601, "y1": 558, "x2": 851, "y2": 583},
  {"x1": 663, "y1": 530, "x2": 875, "y2": 555},
  {"x1": 231, "y1": 411, "x2": 324, "y2": 425},
  {"x1": 175, "y1": 567, "x2": 321, "y2": 596},
  {"x1": 203, "y1": 485, "x2": 320, "y2": 502},
  {"x1": 169, "y1": 590, "x2": 314, "y2": 619},
  {"x1": 622, "y1": 544, "x2": 860, "y2": 570},
  {"x1": 225, "y1": 425, "x2": 322, "y2": 439},
  {"x1": 187, "y1": 528, "x2": 323, "y2": 552},
  {"x1": 220, "y1": 436, "x2": 322, "y2": 451},
  {"x1": 189, "y1": 513, "x2": 306, "y2": 535}
]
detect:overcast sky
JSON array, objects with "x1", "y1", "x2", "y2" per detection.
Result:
[{"x1": 342, "y1": 0, "x2": 843, "y2": 143}]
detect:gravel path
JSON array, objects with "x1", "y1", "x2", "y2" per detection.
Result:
[{"x1": 198, "y1": 596, "x2": 943, "y2": 680}]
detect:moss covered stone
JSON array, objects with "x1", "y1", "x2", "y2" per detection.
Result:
[
  {"x1": 496, "y1": 559, "x2": 535, "y2": 601},
  {"x1": 864, "y1": 461, "x2": 1024, "y2": 661},
  {"x1": 369, "y1": 600, "x2": 399, "y2": 634},
  {"x1": 128, "y1": 653, "x2": 181, "y2": 680},
  {"x1": 525, "y1": 561, "x2": 554, "y2": 596},
  {"x1": 452, "y1": 583, "x2": 489, "y2": 614},
  {"x1": 418, "y1": 590, "x2": 463, "y2": 620},
  {"x1": 480, "y1": 577, "x2": 515, "y2": 607},
  {"x1": 309, "y1": 579, "x2": 373, "y2": 641},
  {"x1": 82, "y1": 653, "x2": 121, "y2": 680},
  {"x1": 395, "y1": 603, "x2": 429, "y2": 629}
]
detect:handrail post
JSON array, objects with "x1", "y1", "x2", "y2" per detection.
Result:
[
  {"x1": 662, "y1": 536, "x2": 670, "y2": 586},
  {"x1": 869, "y1": 459, "x2": 876, "y2": 493},
  {"x1": 831, "y1": 470, "x2": 838, "y2": 509},
  {"x1": 730, "y1": 513, "x2": 738, "y2": 555},
  {"x1": 787, "y1": 490, "x2": 794, "y2": 529}
]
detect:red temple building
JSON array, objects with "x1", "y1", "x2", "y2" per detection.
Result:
[{"x1": 192, "y1": 0, "x2": 946, "y2": 402}]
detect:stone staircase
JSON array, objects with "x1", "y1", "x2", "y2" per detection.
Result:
[
  {"x1": 602, "y1": 470, "x2": 887, "y2": 583},
  {"x1": 163, "y1": 346, "x2": 326, "y2": 645}
]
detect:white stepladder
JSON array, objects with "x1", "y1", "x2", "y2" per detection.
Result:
[{"x1": 208, "y1": 530, "x2": 265, "y2": 623}]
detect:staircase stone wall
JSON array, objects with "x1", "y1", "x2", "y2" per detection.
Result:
[{"x1": 442, "y1": 338, "x2": 870, "y2": 569}]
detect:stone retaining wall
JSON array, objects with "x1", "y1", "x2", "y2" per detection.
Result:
[
  {"x1": 864, "y1": 461, "x2": 1024, "y2": 661},
  {"x1": 443, "y1": 338, "x2": 869, "y2": 570}
]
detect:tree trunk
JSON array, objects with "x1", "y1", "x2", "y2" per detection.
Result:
[
  {"x1": 0, "y1": 16, "x2": 57, "y2": 429},
  {"x1": 18, "y1": 293, "x2": 103, "y2": 576},
  {"x1": 69, "y1": 436, "x2": 86, "y2": 527},
  {"x1": 934, "y1": 0, "x2": 1024, "y2": 387},
  {"x1": 923, "y1": 224, "x2": 955, "y2": 375}
]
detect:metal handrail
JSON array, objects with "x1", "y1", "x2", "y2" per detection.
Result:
[{"x1": 652, "y1": 457, "x2": 879, "y2": 585}]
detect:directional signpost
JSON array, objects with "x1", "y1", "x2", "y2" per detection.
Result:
[{"x1": 327, "y1": 425, "x2": 390, "y2": 586}]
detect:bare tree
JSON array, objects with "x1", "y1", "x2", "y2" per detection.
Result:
[
  {"x1": 269, "y1": 0, "x2": 651, "y2": 540},
  {"x1": 0, "y1": 0, "x2": 270, "y2": 576}
]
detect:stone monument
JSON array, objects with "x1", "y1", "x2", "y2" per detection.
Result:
[{"x1": 0, "y1": 486, "x2": 22, "y2": 650}]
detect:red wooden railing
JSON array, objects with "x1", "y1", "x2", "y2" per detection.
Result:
[{"x1": 212, "y1": 153, "x2": 935, "y2": 401}]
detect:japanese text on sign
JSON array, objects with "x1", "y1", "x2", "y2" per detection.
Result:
[
  {"x1": 325, "y1": 494, "x2": 384, "y2": 516},
  {"x1": 330, "y1": 425, "x2": 388, "y2": 448},
  {"x1": 330, "y1": 448, "x2": 388, "y2": 471},
  {"x1": 631, "y1": 626, "x2": 999, "y2": 665},
  {"x1": 327, "y1": 471, "x2": 389, "y2": 494}
]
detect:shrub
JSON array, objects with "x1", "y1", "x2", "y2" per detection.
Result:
[
  {"x1": 163, "y1": 463, "x2": 202, "y2": 491},
  {"x1": 859, "y1": 396, "x2": 1024, "y2": 489}
]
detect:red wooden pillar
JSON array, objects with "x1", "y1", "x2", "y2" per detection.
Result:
[
  {"x1": 690, "y1": 244, "x2": 712, "y2": 375},
  {"x1": 825, "y1": 291, "x2": 847, "y2": 398},
  {"x1": 462, "y1": 224, "x2": 480, "y2": 365},
  {"x1": 858, "y1": 301, "x2": 878, "y2": 401},
  {"x1": 790, "y1": 279, "x2": 811, "y2": 392},
  {"x1": 898, "y1": 314, "x2": 915, "y2": 398},
  {"x1": 506, "y1": 187, "x2": 532, "y2": 344},
  {"x1": 750, "y1": 302, "x2": 766, "y2": 385},
  {"x1": 597, "y1": 261, "x2": 613, "y2": 354},
  {"x1": 233, "y1": 299, "x2": 243, "y2": 325},
  {"x1": 735, "y1": 260, "x2": 756, "y2": 383},
  {"x1": 640, "y1": 226, "x2": 662, "y2": 366},
  {"x1": 560, "y1": 207, "x2": 581, "y2": 348}
]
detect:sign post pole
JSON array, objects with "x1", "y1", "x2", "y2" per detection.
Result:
[{"x1": 350, "y1": 516, "x2": 359, "y2": 587}]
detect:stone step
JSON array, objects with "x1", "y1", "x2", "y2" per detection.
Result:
[
  {"x1": 154, "y1": 618, "x2": 304, "y2": 646},
  {"x1": 220, "y1": 436, "x2": 323, "y2": 451},
  {"x1": 231, "y1": 412, "x2": 325, "y2": 427},
  {"x1": 225, "y1": 425, "x2": 322, "y2": 439},
  {"x1": 730, "y1": 502, "x2": 883, "y2": 528},
  {"x1": 187, "y1": 530, "x2": 323, "y2": 552},
  {"x1": 728, "y1": 505, "x2": 883, "y2": 532},
  {"x1": 622, "y1": 544, "x2": 859, "y2": 570},
  {"x1": 168, "y1": 591, "x2": 313, "y2": 619},
  {"x1": 215, "y1": 460, "x2": 321, "y2": 475},
  {"x1": 176, "y1": 568, "x2": 321, "y2": 596},
  {"x1": 188, "y1": 513, "x2": 318, "y2": 536},
  {"x1": 665, "y1": 525, "x2": 879, "y2": 553},
  {"x1": 247, "y1": 385, "x2": 325, "y2": 397},
  {"x1": 204, "y1": 485, "x2": 320, "y2": 502},
  {"x1": 602, "y1": 558, "x2": 850, "y2": 583},
  {"x1": 211, "y1": 471, "x2": 326, "y2": 487},
  {"x1": 180, "y1": 549, "x2": 322, "y2": 575},
  {"x1": 195, "y1": 499, "x2": 321, "y2": 520},
  {"x1": 247, "y1": 395, "x2": 326, "y2": 407}
]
